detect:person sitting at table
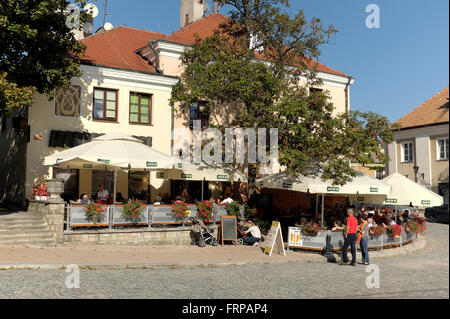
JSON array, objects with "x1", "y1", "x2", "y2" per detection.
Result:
[
  {"x1": 79, "y1": 193, "x2": 90, "y2": 205},
  {"x1": 97, "y1": 184, "x2": 108, "y2": 203},
  {"x1": 243, "y1": 220, "x2": 261, "y2": 247},
  {"x1": 332, "y1": 220, "x2": 344, "y2": 231},
  {"x1": 107, "y1": 193, "x2": 114, "y2": 205},
  {"x1": 382, "y1": 216, "x2": 397, "y2": 227}
]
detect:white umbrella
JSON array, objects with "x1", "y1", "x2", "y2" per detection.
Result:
[
  {"x1": 156, "y1": 162, "x2": 247, "y2": 201},
  {"x1": 256, "y1": 170, "x2": 391, "y2": 196},
  {"x1": 44, "y1": 132, "x2": 175, "y2": 202},
  {"x1": 366, "y1": 173, "x2": 443, "y2": 207},
  {"x1": 256, "y1": 170, "x2": 391, "y2": 226}
]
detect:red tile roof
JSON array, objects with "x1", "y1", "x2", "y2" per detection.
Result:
[
  {"x1": 79, "y1": 26, "x2": 166, "y2": 74},
  {"x1": 161, "y1": 13, "x2": 348, "y2": 77},
  {"x1": 395, "y1": 86, "x2": 449, "y2": 130},
  {"x1": 79, "y1": 13, "x2": 348, "y2": 78}
]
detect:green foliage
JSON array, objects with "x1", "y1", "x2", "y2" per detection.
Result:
[
  {"x1": 226, "y1": 201, "x2": 241, "y2": 216},
  {"x1": 0, "y1": 72, "x2": 34, "y2": 113},
  {"x1": 84, "y1": 201, "x2": 104, "y2": 225},
  {"x1": 170, "y1": 0, "x2": 396, "y2": 191},
  {"x1": 0, "y1": 0, "x2": 89, "y2": 113}
]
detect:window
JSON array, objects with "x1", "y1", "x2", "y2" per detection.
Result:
[
  {"x1": 189, "y1": 102, "x2": 209, "y2": 130},
  {"x1": 437, "y1": 138, "x2": 449, "y2": 160},
  {"x1": 129, "y1": 92, "x2": 152, "y2": 124},
  {"x1": 93, "y1": 88, "x2": 118, "y2": 121},
  {"x1": 401, "y1": 142, "x2": 413, "y2": 163},
  {"x1": 55, "y1": 85, "x2": 81, "y2": 117}
]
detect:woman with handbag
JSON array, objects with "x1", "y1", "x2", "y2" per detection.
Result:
[{"x1": 357, "y1": 214, "x2": 370, "y2": 265}]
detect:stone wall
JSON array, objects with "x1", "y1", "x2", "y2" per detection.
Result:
[{"x1": 28, "y1": 200, "x2": 66, "y2": 243}]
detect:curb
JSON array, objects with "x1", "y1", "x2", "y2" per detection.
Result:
[{"x1": 0, "y1": 237, "x2": 427, "y2": 271}]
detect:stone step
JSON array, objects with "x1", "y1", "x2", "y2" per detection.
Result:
[
  {"x1": 0, "y1": 228, "x2": 51, "y2": 235},
  {"x1": 0, "y1": 231, "x2": 53, "y2": 240},
  {"x1": 0, "y1": 219, "x2": 47, "y2": 228},
  {"x1": 0, "y1": 239, "x2": 56, "y2": 247}
]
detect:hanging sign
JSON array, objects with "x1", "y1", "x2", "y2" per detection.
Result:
[
  {"x1": 288, "y1": 227, "x2": 303, "y2": 248},
  {"x1": 357, "y1": 196, "x2": 365, "y2": 202},
  {"x1": 327, "y1": 186, "x2": 339, "y2": 192},
  {"x1": 181, "y1": 173, "x2": 192, "y2": 179},
  {"x1": 385, "y1": 198, "x2": 397, "y2": 204},
  {"x1": 97, "y1": 158, "x2": 110, "y2": 164},
  {"x1": 370, "y1": 187, "x2": 378, "y2": 193},
  {"x1": 83, "y1": 164, "x2": 93, "y2": 168},
  {"x1": 146, "y1": 161, "x2": 158, "y2": 167},
  {"x1": 264, "y1": 221, "x2": 286, "y2": 256},
  {"x1": 282, "y1": 182, "x2": 293, "y2": 189},
  {"x1": 217, "y1": 174, "x2": 229, "y2": 180},
  {"x1": 421, "y1": 200, "x2": 431, "y2": 205}
]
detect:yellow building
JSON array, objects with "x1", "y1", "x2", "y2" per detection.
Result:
[
  {"x1": 387, "y1": 86, "x2": 449, "y2": 204},
  {"x1": 25, "y1": 0, "x2": 354, "y2": 203}
]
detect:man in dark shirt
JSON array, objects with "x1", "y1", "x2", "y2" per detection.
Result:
[{"x1": 340, "y1": 208, "x2": 358, "y2": 266}]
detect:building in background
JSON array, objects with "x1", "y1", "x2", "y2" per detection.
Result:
[{"x1": 387, "y1": 86, "x2": 449, "y2": 204}]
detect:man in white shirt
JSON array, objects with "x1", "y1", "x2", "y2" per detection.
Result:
[
  {"x1": 243, "y1": 220, "x2": 261, "y2": 246},
  {"x1": 221, "y1": 197, "x2": 234, "y2": 204}
]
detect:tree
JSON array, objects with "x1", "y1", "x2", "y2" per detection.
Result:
[
  {"x1": 170, "y1": 0, "x2": 395, "y2": 194},
  {"x1": 0, "y1": 0, "x2": 90, "y2": 114}
]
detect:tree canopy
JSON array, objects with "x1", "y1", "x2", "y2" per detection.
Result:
[
  {"x1": 171, "y1": 0, "x2": 395, "y2": 192},
  {"x1": 0, "y1": 0, "x2": 89, "y2": 114}
]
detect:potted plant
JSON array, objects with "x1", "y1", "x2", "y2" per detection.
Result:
[
  {"x1": 369, "y1": 225, "x2": 386, "y2": 236},
  {"x1": 405, "y1": 218, "x2": 426, "y2": 235},
  {"x1": 387, "y1": 224, "x2": 402, "y2": 239},
  {"x1": 84, "y1": 201, "x2": 105, "y2": 226},
  {"x1": 122, "y1": 200, "x2": 144, "y2": 221},
  {"x1": 31, "y1": 180, "x2": 50, "y2": 201},
  {"x1": 301, "y1": 222, "x2": 320, "y2": 237},
  {"x1": 244, "y1": 205, "x2": 258, "y2": 220},
  {"x1": 172, "y1": 201, "x2": 189, "y2": 223},
  {"x1": 226, "y1": 201, "x2": 241, "y2": 217},
  {"x1": 196, "y1": 200, "x2": 214, "y2": 222}
]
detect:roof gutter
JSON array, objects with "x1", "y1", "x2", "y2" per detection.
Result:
[{"x1": 148, "y1": 40, "x2": 162, "y2": 74}]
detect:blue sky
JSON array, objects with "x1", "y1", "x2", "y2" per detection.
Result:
[{"x1": 89, "y1": 0, "x2": 449, "y2": 122}]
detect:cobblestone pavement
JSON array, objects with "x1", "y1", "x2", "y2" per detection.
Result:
[{"x1": 0, "y1": 223, "x2": 447, "y2": 299}]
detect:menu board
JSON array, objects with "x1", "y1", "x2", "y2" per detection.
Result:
[
  {"x1": 219, "y1": 216, "x2": 237, "y2": 246},
  {"x1": 264, "y1": 221, "x2": 285, "y2": 256},
  {"x1": 288, "y1": 227, "x2": 303, "y2": 247}
]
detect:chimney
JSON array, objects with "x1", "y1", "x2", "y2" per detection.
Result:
[
  {"x1": 213, "y1": 1, "x2": 219, "y2": 13},
  {"x1": 180, "y1": 0, "x2": 205, "y2": 28}
]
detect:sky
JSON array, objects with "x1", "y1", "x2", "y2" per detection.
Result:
[{"x1": 88, "y1": 0, "x2": 449, "y2": 123}]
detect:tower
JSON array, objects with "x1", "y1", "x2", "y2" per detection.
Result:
[{"x1": 180, "y1": 0, "x2": 205, "y2": 28}]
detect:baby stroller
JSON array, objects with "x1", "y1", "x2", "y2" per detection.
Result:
[
  {"x1": 189, "y1": 217, "x2": 219, "y2": 247},
  {"x1": 236, "y1": 222, "x2": 249, "y2": 246}
]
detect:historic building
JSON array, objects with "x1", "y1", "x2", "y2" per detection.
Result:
[{"x1": 387, "y1": 86, "x2": 449, "y2": 204}]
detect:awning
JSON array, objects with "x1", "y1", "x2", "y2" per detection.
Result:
[
  {"x1": 353, "y1": 173, "x2": 444, "y2": 207},
  {"x1": 256, "y1": 170, "x2": 391, "y2": 196},
  {"x1": 44, "y1": 132, "x2": 174, "y2": 171},
  {"x1": 156, "y1": 162, "x2": 247, "y2": 182}
]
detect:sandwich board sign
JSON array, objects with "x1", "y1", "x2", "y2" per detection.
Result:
[{"x1": 264, "y1": 221, "x2": 285, "y2": 256}]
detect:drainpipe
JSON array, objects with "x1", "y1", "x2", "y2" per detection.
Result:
[
  {"x1": 344, "y1": 76, "x2": 353, "y2": 114},
  {"x1": 345, "y1": 76, "x2": 353, "y2": 167},
  {"x1": 148, "y1": 40, "x2": 162, "y2": 74}
]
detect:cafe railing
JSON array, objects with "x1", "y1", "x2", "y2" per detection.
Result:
[{"x1": 65, "y1": 203, "x2": 243, "y2": 231}]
